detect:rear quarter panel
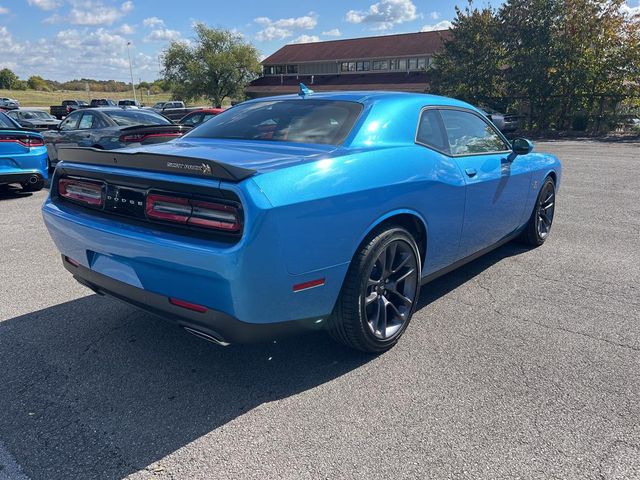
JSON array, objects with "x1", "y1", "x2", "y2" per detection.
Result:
[{"x1": 251, "y1": 145, "x2": 466, "y2": 277}]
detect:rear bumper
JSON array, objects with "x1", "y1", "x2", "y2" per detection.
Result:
[
  {"x1": 63, "y1": 255, "x2": 324, "y2": 344},
  {"x1": 42, "y1": 189, "x2": 348, "y2": 329},
  {"x1": 0, "y1": 171, "x2": 45, "y2": 185}
]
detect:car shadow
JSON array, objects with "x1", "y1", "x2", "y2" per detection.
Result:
[
  {"x1": 416, "y1": 241, "x2": 530, "y2": 310},
  {"x1": 0, "y1": 241, "x2": 529, "y2": 479},
  {"x1": 0, "y1": 185, "x2": 33, "y2": 200},
  {"x1": 0, "y1": 295, "x2": 372, "y2": 479}
]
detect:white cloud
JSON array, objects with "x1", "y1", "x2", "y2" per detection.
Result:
[
  {"x1": 45, "y1": 0, "x2": 134, "y2": 26},
  {"x1": 0, "y1": 25, "x2": 158, "y2": 82},
  {"x1": 346, "y1": 0, "x2": 418, "y2": 30},
  {"x1": 0, "y1": 5, "x2": 9, "y2": 14},
  {"x1": 0, "y1": 26, "x2": 24, "y2": 54},
  {"x1": 621, "y1": 1, "x2": 640, "y2": 16},
  {"x1": 430, "y1": 11, "x2": 440, "y2": 20},
  {"x1": 254, "y1": 13, "x2": 317, "y2": 41},
  {"x1": 116, "y1": 23, "x2": 135, "y2": 34},
  {"x1": 255, "y1": 26, "x2": 292, "y2": 41},
  {"x1": 26, "y1": 0, "x2": 61, "y2": 10},
  {"x1": 421, "y1": 20, "x2": 452, "y2": 31},
  {"x1": 322, "y1": 28, "x2": 341, "y2": 36},
  {"x1": 292, "y1": 34, "x2": 321, "y2": 44},
  {"x1": 55, "y1": 27, "x2": 128, "y2": 51},
  {"x1": 144, "y1": 28, "x2": 181, "y2": 42},
  {"x1": 143, "y1": 16, "x2": 164, "y2": 27}
]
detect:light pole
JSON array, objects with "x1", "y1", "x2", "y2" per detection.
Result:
[{"x1": 126, "y1": 41, "x2": 138, "y2": 104}]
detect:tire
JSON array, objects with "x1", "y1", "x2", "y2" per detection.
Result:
[
  {"x1": 519, "y1": 176, "x2": 556, "y2": 246},
  {"x1": 329, "y1": 226, "x2": 421, "y2": 353},
  {"x1": 21, "y1": 180, "x2": 45, "y2": 192}
]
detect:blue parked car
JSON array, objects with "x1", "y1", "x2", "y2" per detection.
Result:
[
  {"x1": 0, "y1": 111, "x2": 48, "y2": 192},
  {"x1": 42, "y1": 89, "x2": 561, "y2": 352}
]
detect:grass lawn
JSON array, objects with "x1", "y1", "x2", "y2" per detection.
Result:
[{"x1": 0, "y1": 89, "x2": 173, "y2": 108}]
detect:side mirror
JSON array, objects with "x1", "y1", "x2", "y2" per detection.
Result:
[{"x1": 507, "y1": 138, "x2": 533, "y2": 162}]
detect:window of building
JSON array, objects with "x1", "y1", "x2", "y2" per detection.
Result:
[
  {"x1": 372, "y1": 60, "x2": 388, "y2": 70},
  {"x1": 417, "y1": 57, "x2": 426, "y2": 69},
  {"x1": 275, "y1": 65, "x2": 285, "y2": 74},
  {"x1": 398, "y1": 59, "x2": 407, "y2": 71},
  {"x1": 264, "y1": 66, "x2": 275, "y2": 75},
  {"x1": 356, "y1": 61, "x2": 370, "y2": 71},
  {"x1": 409, "y1": 58, "x2": 418, "y2": 70},
  {"x1": 341, "y1": 62, "x2": 356, "y2": 72},
  {"x1": 287, "y1": 65, "x2": 298, "y2": 74},
  {"x1": 389, "y1": 59, "x2": 398, "y2": 70}
]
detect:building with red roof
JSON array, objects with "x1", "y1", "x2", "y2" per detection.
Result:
[{"x1": 246, "y1": 30, "x2": 451, "y2": 98}]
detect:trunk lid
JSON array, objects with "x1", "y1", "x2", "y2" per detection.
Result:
[{"x1": 120, "y1": 138, "x2": 337, "y2": 174}]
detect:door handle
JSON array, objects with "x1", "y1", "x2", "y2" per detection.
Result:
[{"x1": 465, "y1": 168, "x2": 477, "y2": 178}]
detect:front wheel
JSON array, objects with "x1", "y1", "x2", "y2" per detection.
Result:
[
  {"x1": 519, "y1": 176, "x2": 556, "y2": 246},
  {"x1": 329, "y1": 226, "x2": 421, "y2": 353}
]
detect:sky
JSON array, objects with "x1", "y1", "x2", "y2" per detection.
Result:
[{"x1": 1, "y1": 0, "x2": 639, "y2": 82}]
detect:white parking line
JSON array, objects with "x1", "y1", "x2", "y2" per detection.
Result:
[{"x1": 0, "y1": 441, "x2": 29, "y2": 480}]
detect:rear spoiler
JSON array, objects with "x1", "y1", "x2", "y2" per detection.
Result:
[
  {"x1": 58, "y1": 147, "x2": 256, "y2": 183},
  {"x1": 0, "y1": 128, "x2": 42, "y2": 135}
]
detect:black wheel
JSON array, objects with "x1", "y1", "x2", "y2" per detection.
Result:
[
  {"x1": 520, "y1": 176, "x2": 556, "y2": 246},
  {"x1": 21, "y1": 180, "x2": 45, "y2": 192},
  {"x1": 329, "y1": 226, "x2": 421, "y2": 353}
]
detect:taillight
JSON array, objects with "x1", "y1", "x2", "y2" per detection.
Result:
[
  {"x1": 20, "y1": 136, "x2": 45, "y2": 147},
  {"x1": 0, "y1": 135, "x2": 45, "y2": 148},
  {"x1": 145, "y1": 194, "x2": 191, "y2": 223},
  {"x1": 146, "y1": 193, "x2": 242, "y2": 233},
  {"x1": 189, "y1": 200, "x2": 241, "y2": 231},
  {"x1": 58, "y1": 178, "x2": 104, "y2": 207}
]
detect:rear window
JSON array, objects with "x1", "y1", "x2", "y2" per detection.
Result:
[
  {"x1": 0, "y1": 112, "x2": 17, "y2": 128},
  {"x1": 187, "y1": 99, "x2": 363, "y2": 145},
  {"x1": 104, "y1": 110, "x2": 171, "y2": 126}
]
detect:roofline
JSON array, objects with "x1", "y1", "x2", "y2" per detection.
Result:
[
  {"x1": 262, "y1": 29, "x2": 451, "y2": 64},
  {"x1": 263, "y1": 53, "x2": 436, "y2": 65}
]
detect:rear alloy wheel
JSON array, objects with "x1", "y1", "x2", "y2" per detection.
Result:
[
  {"x1": 330, "y1": 226, "x2": 420, "y2": 353},
  {"x1": 520, "y1": 176, "x2": 556, "y2": 246}
]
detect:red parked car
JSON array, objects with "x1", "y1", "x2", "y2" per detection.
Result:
[{"x1": 178, "y1": 108, "x2": 225, "y2": 127}]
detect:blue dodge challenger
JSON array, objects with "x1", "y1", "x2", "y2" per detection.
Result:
[{"x1": 42, "y1": 89, "x2": 561, "y2": 352}]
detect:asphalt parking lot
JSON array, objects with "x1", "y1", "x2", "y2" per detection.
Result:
[{"x1": 0, "y1": 140, "x2": 638, "y2": 480}]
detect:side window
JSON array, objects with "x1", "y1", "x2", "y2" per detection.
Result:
[
  {"x1": 416, "y1": 109, "x2": 450, "y2": 154},
  {"x1": 59, "y1": 112, "x2": 81, "y2": 131},
  {"x1": 78, "y1": 113, "x2": 96, "y2": 129},
  {"x1": 183, "y1": 113, "x2": 202, "y2": 125},
  {"x1": 439, "y1": 109, "x2": 509, "y2": 155}
]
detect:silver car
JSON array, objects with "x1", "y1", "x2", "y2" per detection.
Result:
[{"x1": 6, "y1": 109, "x2": 61, "y2": 131}]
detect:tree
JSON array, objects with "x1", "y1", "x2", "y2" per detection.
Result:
[
  {"x1": 162, "y1": 24, "x2": 261, "y2": 107},
  {"x1": 27, "y1": 75, "x2": 50, "y2": 91},
  {"x1": 430, "y1": 2, "x2": 506, "y2": 106},
  {"x1": 499, "y1": 0, "x2": 563, "y2": 130},
  {"x1": 499, "y1": 0, "x2": 640, "y2": 131},
  {"x1": 0, "y1": 68, "x2": 19, "y2": 89}
]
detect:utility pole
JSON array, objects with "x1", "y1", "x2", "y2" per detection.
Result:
[{"x1": 126, "y1": 41, "x2": 138, "y2": 104}]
